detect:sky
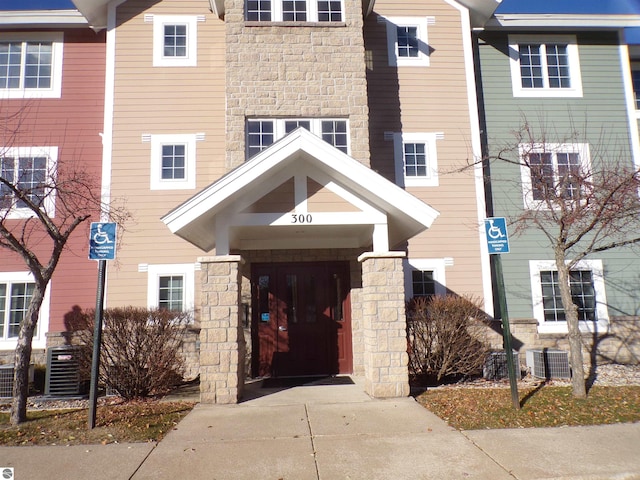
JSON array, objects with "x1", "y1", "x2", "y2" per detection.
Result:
[
  {"x1": 1, "y1": 0, "x2": 76, "y2": 10},
  {"x1": 496, "y1": 0, "x2": 640, "y2": 15}
]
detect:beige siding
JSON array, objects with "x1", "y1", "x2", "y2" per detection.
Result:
[
  {"x1": 108, "y1": 0, "x2": 226, "y2": 308},
  {"x1": 367, "y1": 0, "x2": 486, "y2": 300}
]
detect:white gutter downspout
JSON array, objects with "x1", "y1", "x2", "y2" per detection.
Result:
[
  {"x1": 100, "y1": 0, "x2": 126, "y2": 221},
  {"x1": 619, "y1": 35, "x2": 640, "y2": 170},
  {"x1": 445, "y1": 0, "x2": 494, "y2": 316}
]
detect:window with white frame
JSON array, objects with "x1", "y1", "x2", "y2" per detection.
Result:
[
  {"x1": 246, "y1": 118, "x2": 349, "y2": 159},
  {"x1": 152, "y1": 15, "x2": 198, "y2": 67},
  {"x1": 0, "y1": 32, "x2": 63, "y2": 99},
  {"x1": 404, "y1": 259, "x2": 447, "y2": 299},
  {"x1": 393, "y1": 132, "x2": 439, "y2": 187},
  {"x1": 146, "y1": 264, "x2": 196, "y2": 313},
  {"x1": 529, "y1": 259, "x2": 608, "y2": 333},
  {"x1": 245, "y1": 0, "x2": 343, "y2": 22},
  {"x1": 509, "y1": 35, "x2": 582, "y2": 97},
  {"x1": 149, "y1": 134, "x2": 198, "y2": 190},
  {"x1": 385, "y1": 17, "x2": 430, "y2": 67},
  {"x1": 0, "y1": 146, "x2": 57, "y2": 218},
  {"x1": 0, "y1": 272, "x2": 49, "y2": 347},
  {"x1": 519, "y1": 143, "x2": 589, "y2": 208}
]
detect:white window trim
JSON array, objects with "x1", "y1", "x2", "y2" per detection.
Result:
[
  {"x1": 529, "y1": 259, "x2": 609, "y2": 334},
  {"x1": 245, "y1": 0, "x2": 345, "y2": 22},
  {"x1": 1, "y1": 146, "x2": 58, "y2": 219},
  {"x1": 0, "y1": 32, "x2": 63, "y2": 99},
  {"x1": 404, "y1": 258, "x2": 447, "y2": 300},
  {"x1": 147, "y1": 263, "x2": 196, "y2": 312},
  {"x1": 246, "y1": 118, "x2": 350, "y2": 157},
  {"x1": 519, "y1": 142, "x2": 590, "y2": 210},
  {"x1": 0, "y1": 271, "x2": 50, "y2": 350},
  {"x1": 149, "y1": 134, "x2": 197, "y2": 190},
  {"x1": 385, "y1": 16, "x2": 430, "y2": 67},
  {"x1": 509, "y1": 34, "x2": 583, "y2": 98},
  {"x1": 393, "y1": 132, "x2": 439, "y2": 187},
  {"x1": 152, "y1": 15, "x2": 198, "y2": 67}
]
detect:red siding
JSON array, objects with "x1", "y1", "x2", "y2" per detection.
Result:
[{"x1": 0, "y1": 28, "x2": 106, "y2": 334}]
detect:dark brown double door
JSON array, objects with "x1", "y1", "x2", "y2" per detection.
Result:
[{"x1": 251, "y1": 261, "x2": 352, "y2": 378}]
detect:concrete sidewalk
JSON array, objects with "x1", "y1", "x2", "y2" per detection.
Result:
[{"x1": 1, "y1": 377, "x2": 639, "y2": 480}]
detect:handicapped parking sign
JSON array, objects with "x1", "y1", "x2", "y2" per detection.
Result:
[
  {"x1": 485, "y1": 217, "x2": 510, "y2": 254},
  {"x1": 89, "y1": 222, "x2": 117, "y2": 260}
]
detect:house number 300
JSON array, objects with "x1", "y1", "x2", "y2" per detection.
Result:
[{"x1": 291, "y1": 213, "x2": 313, "y2": 224}]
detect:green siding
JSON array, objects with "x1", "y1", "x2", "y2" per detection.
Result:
[{"x1": 477, "y1": 30, "x2": 639, "y2": 321}]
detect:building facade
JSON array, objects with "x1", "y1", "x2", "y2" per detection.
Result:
[{"x1": 0, "y1": 7, "x2": 106, "y2": 363}]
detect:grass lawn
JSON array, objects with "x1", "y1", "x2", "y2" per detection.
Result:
[
  {"x1": 0, "y1": 400, "x2": 194, "y2": 446},
  {"x1": 416, "y1": 385, "x2": 640, "y2": 430}
]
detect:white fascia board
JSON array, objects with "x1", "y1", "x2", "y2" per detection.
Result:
[
  {"x1": 450, "y1": 0, "x2": 500, "y2": 28},
  {"x1": 0, "y1": 11, "x2": 88, "y2": 27},
  {"x1": 71, "y1": 0, "x2": 111, "y2": 30},
  {"x1": 162, "y1": 128, "x2": 439, "y2": 235},
  {"x1": 209, "y1": 0, "x2": 224, "y2": 18},
  {"x1": 488, "y1": 14, "x2": 640, "y2": 29}
]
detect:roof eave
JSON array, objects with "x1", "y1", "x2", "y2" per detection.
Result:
[
  {"x1": 487, "y1": 14, "x2": 640, "y2": 29},
  {"x1": 0, "y1": 10, "x2": 89, "y2": 28},
  {"x1": 71, "y1": 0, "x2": 111, "y2": 30}
]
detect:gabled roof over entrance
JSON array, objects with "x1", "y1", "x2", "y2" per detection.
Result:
[{"x1": 162, "y1": 128, "x2": 439, "y2": 254}]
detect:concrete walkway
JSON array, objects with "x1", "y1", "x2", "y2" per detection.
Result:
[{"x1": 1, "y1": 377, "x2": 639, "y2": 480}]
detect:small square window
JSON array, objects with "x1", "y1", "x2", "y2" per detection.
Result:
[
  {"x1": 393, "y1": 133, "x2": 439, "y2": 187},
  {"x1": 147, "y1": 264, "x2": 196, "y2": 314},
  {"x1": 385, "y1": 17, "x2": 430, "y2": 67},
  {"x1": 163, "y1": 25, "x2": 187, "y2": 58},
  {"x1": 321, "y1": 120, "x2": 348, "y2": 153},
  {"x1": 153, "y1": 16, "x2": 198, "y2": 67},
  {"x1": 150, "y1": 134, "x2": 198, "y2": 190}
]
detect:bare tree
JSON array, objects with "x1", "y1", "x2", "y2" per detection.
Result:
[
  {"x1": 487, "y1": 121, "x2": 640, "y2": 398},
  {"x1": 0, "y1": 105, "x2": 127, "y2": 424}
]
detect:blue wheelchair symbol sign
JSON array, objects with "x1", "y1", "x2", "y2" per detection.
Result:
[
  {"x1": 89, "y1": 222, "x2": 116, "y2": 260},
  {"x1": 485, "y1": 217, "x2": 510, "y2": 254}
]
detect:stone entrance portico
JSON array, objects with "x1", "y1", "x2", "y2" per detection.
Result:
[
  {"x1": 197, "y1": 251, "x2": 411, "y2": 403},
  {"x1": 162, "y1": 128, "x2": 439, "y2": 403}
]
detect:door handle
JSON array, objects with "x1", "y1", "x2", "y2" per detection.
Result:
[{"x1": 278, "y1": 326, "x2": 287, "y2": 332}]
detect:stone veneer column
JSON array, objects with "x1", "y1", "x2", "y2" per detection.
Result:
[
  {"x1": 358, "y1": 252, "x2": 409, "y2": 398},
  {"x1": 198, "y1": 255, "x2": 245, "y2": 404}
]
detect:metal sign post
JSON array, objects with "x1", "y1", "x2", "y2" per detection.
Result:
[
  {"x1": 484, "y1": 218, "x2": 520, "y2": 410},
  {"x1": 88, "y1": 222, "x2": 116, "y2": 429}
]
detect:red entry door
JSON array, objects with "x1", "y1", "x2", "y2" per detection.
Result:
[{"x1": 252, "y1": 262, "x2": 352, "y2": 378}]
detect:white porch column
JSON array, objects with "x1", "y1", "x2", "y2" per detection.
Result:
[
  {"x1": 358, "y1": 251, "x2": 409, "y2": 398},
  {"x1": 198, "y1": 255, "x2": 245, "y2": 404}
]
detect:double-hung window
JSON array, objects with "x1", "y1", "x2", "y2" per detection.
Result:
[
  {"x1": 530, "y1": 260, "x2": 608, "y2": 333},
  {"x1": 519, "y1": 143, "x2": 589, "y2": 208},
  {"x1": 0, "y1": 147, "x2": 57, "y2": 218},
  {"x1": 509, "y1": 35, "x2": 582, "y2": 97},
  {"x1": 152, "y1": 15, "x2": 198, "y2": 67},
  {"x1": 0, "y1": 280, "x2": 33, "y2": 339},
  {"x1": 0, "y1": 272, "x2": 49, "y2": 346},
  {"x1": 393, "y1": 132, "x2": 439, "y2": 187},
  {"x1": 385, "y1": 17, "x2": 430, "y2": 67},
  {"x1": 0, "y1": 33, "x2": 63, "y2": 99},
  {"x1": 246, "y1": 0, "x2": 343, "y2": 22},
  {"x1": 246, "y1": 118, "x2": 349, "y2": 159}
]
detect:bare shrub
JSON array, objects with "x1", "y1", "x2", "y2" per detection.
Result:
[
  {"x1": 407, "y1": 295, "x2": 491, "y2": 382},
  {"x1": 70, "y1": 307, "x2": 191, "y2": 399}
]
